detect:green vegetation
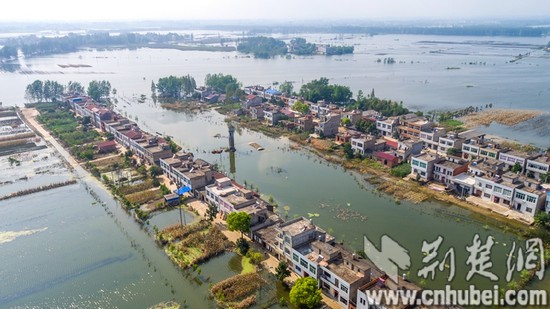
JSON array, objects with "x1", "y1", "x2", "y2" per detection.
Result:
[
  {"x1": 25, "y1": 80, "x2": 64, "y2": 102},
  {"x1": 511, "y1": 162, "x2": 523, "y2": 173},
  {"x1": 275, "y1": 260, "x2": 291, "y2": 282},
  {"x1": 289, "y1": 277, "x2": 322, "y2": 309},
  {"x1": 278, "y1": 81, "x2": 294, "y2": 96},
  {"x1": 325, "y1": 45, "x2": 354, "y2": 55},
  {"x1": 0, "y1": 32, "x2": 194, "y2": 60},
  {"x1": 237, "y1": 36, "x2": 287, "y2": 58},
  {"x1": 355, "y1": 118, "x2": 377, "y2": 134},
  {"x1": 289, "y1": 38, "x2": 316, "y2": 55},
  {"x1": 299, "y1": 77, "x2": 352, "y2": 103},
  {"x1": 226, "y1": 211, "x2": 251, "y2": 239},
  {"x1": 160, "y1": 221, "x2": 232, "y2": 268},
  {"x1": 292, "y1": 100, "x2": 309, "y2": 114},
  {"x1": 236, "y1": 238, "x2": 250, "y2": 255},
  {"x1": 156, "y1": 75, "x2": 196, "y2": 99},
  {"x1": 205, "y1": 73, "x2": 242, "y2": 98},
  {"x1": 534, "y1": 212, "x2": 550, "y2": 231},
  {"x1": 390, "y1": 163, "x2": 412, "y2": 178},
  {"x1": 35, "y1": 103, "x2": 100, "y2": 159},
  {"x1": 241, "y1": 256, "x2": 256, "y2": 274},
  {"x1": 87, "y1": 80, "x2": 111, "y2": 102},
  {"x1": 439, "y1": 119, "x2": 464, "y2": 131},
  {"x1": 446, "y1": 147, "x2": 460, "y2": 156},
  {"x1": 350, "y1": 89, "x2": 409, "y2": 116},
  {"x1": 125, "y1": 188, "x2": 163, "y2": 205},
  {"x1": 211, "y1": 272, "x2": 264, "y2": 308}
]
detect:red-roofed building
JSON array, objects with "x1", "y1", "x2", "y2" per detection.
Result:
[
  {"x1": 125, "y1": 130, "x2": 143, "y2": 140},
  {"x1": 374, "y1": 152, "x2": 399, "y2": 168},
  {"x1": 242, "y1": 94, "x2": 263, "y2": 109},
  {"x1": 97, "y1": 140, "x2": 117, "y2": 153}
]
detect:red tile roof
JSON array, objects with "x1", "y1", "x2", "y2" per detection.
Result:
[
  {"x1": 375, "y1": 152, "x2": 397, "y2": 161},
  {"x1": 125, "y1": 130, "x2": 142, "y2": 140},
  {"x1": 98, "y1": 140, "x2": 117, "y2": 149}
]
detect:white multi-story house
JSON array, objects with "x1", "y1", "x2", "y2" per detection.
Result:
[
  {"x1": 419, "y1": 127, "x2": 446, "y2": 150},
  {"x1": 498, "y1": 151, "x2": 539, "y2": 172},
  {"x1": 375, "y1": 117, "x2": 398, "y2": 137},
  {"x1": 411, "y1": 153, "x2": 442, "y2": 181},
  {"x1": 350, "y1": 135, "x2": 376, "y2": 156},
  {"x1": 433, "y1": 159, "x2": 469, "y2": 186},
  {"x1": 205, "y1": 177, "x2": 256, "y2": 215},
  {"x1": 316, "y1": 113, "x2": 341, "y2": 137},
  {"x1": 438, "y1": 132, "x2": 465, "y2": 155},
  {"x1": 513, "y1": 186, "x2": 547, "y2": 217},
  {"x1": 526, "y1": 156, "x2": 550, "y2": 179}
]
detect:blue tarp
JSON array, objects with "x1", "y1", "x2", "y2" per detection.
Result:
[{"x1": 175, "y1": 186, "x2": 192, "y2": 196}]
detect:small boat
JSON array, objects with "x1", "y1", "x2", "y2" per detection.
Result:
[
  {"x1": 249, "y1": 142, "x2": 264, "y2": 151},
  {"x1": 211, "y1": 149, "x2": 223, "y2": 154}
]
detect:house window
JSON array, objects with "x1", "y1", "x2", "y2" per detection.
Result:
[
  {"x1": 493, "y1": 186, "x2": 502, "y2": 194},
  {"x1": 284, "y1": 236, "x2": 291, "y2": 244},
  {"x1": 360, "y1": 297, "x2": 366, "y2": 305},
  {"x1": 485, "y1": 184, "x2": 493, "y2": 189},
  {"x1": 309, "y1": 264, "x2": 316, "y2": 275},
  {"x1": 484, "y1": 193, "x2": 491, "y2": 198},
  {"x1": 526, "y1": 195, "x2": 537, "y2": 203},
  {"x1": 503, "y1": 189, "x2": 512, "y2": 197},
  {"x1": 295, "y1": 266, "x2": 301, "y2": 273},
  {"x1": 300, "y1": 258, "x2": 308, "y2": 268},
  {"x1": 419, "y1": 162, "x2": 427, "y2": 169},
  {"x1": 284, "y1": 248, "x2": 290, "y2": 255},
  {"x1": 323, "y1": 271, "x2": 331, "y2": 279},
  {"x1": 526, "y1": 207, "x2": 533, "y2": 213},
  {"x1": 515, "y1": 192, "x2": 526, "y2": 200},
  {"x1": 412, "y1": 160, "x2": 419, "y2": 166},
  {"x1": 340, "y1": 284, "x2": 348, "y2": 293},
  {"x1": 340, "y1": 296, "x2": 348, "y2": 305},
  {"x1": 292, "y1": 253, "x2": 299, "y2": 263}
]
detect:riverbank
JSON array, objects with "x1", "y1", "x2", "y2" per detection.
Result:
[{"x1": 460, "y1": 108, "x2": 547, "y2": 127}]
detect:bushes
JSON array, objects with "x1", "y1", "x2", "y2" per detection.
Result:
[
  {"x1": 211, "y1": 273, "x2": 264, "y2": 303},
  {"x1": 236, "y1": 238, "x2": 250, "y2": 255},
  {"x1": 125, "y1": 188, "x2": 162, "y2": 205},
  {"x1": 246, "y1": 249, "x2": 264, "y2": 265},
  {"x1": 390, "y1": 163, "x2": 412, "y2": 178}
]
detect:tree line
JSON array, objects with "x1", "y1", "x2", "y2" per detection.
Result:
[
  {"x1": 152, "y1": 73, "x2": 242, "y2": 101},
  {"x1": 0, "y1": 32, "x2": 193, "y2": 60},
  {"x1": 25, "y1": 80, "x2": 111, "y2": 102},
  {"x1": 237, "y1": 36, "x2": 354, "y2": 58}
]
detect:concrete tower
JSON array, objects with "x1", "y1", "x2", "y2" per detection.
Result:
[{"x1": 228, "y1": 123, "x2": 236, "y2": 152}]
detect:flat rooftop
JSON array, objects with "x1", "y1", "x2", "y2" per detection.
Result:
[{"x1": 414, "y1": 152, "x2": 438, "y2": 162}]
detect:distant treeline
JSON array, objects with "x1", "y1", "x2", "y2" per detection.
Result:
[
  {"x1": 329, "y1": 25, "x2": 549, "y2": 37},
  {"x1": 0, "y1": 32, "x2": 193, "y2": 60},
  {"x1": 237, "y1": 36, "x2": 353, "y2": 58}
]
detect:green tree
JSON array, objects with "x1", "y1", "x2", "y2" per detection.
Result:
[
  {"x1": 226, "y1": 211, "x2": 251, "y2": 239},
  {"x1": 67, "y1": 81, "x2": 85, "y2": 95},
  {"x1": 289, "y1": 277, "x2": 322, "y2": 309},
  {"x1": 275, "y1": 260, "x2": 291, "y2": 282},
  {"x1": 149, "y1": 165, "x2": 162, "y2": 177},
  {"x1": 206, "y1": 203, "x2": 218, "y2": 222},
  {"x1": 25, "y1": 80, "x2": 44, "y2": 102},
  {"x1": 87, "y1": 80, "x2": 111, "y2": 102},
  {"x1": 341, "y1": 117, "x2": 351, "y2": 127},
  {"x1": 279, "y1": 81, "x2": 294, "y2": 96},
  {"x1": 292, "y1": 100, "x2": 310, "y2": 114},
  {"x1": 447, "y1": 147, "x2": 459, "y2": 156},
  {"x1": 204, "y1": 73, "x2": 240, "y2": 94},
  {"x1": 343, "y1": 142, "x2": 354, "y2": 159},
  {"x1": 511, "y1": 162, "x2": 523, "y2": 173},
  {"x1": 534, "y1": 212, "x2": 550, "y2": 231}
]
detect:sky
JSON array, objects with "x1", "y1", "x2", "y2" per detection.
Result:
[{"x1": 2, "y1": 0, "x2": 550, "y2": 22}]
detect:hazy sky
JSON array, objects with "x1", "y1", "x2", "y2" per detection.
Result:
[{"x1": 3, "y1": 0, "x2": 550, "y2": 22}]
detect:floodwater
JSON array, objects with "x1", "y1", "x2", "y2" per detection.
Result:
[{"x1": 1, "y1": 32, "x2": 549, "y2": 306}]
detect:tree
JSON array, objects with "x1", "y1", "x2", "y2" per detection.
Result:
[
  {"x1": 149, "y1": 165, "x2": 162, "y2": 177},
  {"x1": 355, "y1": 119, "x2": 376, "y2": 134},
  {"x1": 341, "y1": 117, "x2": 351, "y2": 127},
  {"x1": 292, "y1": 100, "x2": 310, "y2": 114},
  {"x1": 25, "y1": 80, "x2": 44, "y2": 102},
  {"x1": 279, "y1": 81, "x2": 293, "y2": 96},
  {"x1": 511, "y1": 162, "x2": 522, "y2": 174},
  {"x1": 204, "y1": 73, "x2": 240, "y2": 94},
  {"x1": 206, "y1": 203, "x2": 218, "y2": 222},
  {"x1": 534, "y1": 212, "x2": 550, "y2": 231},
  {"x1": 226, "y1": 211, "x2": 251, "y2": 239},
  {"x1": 67, "y1": 81, "x2": 85, "y2": 95},
  {"x1": 88, "y1": 80, "x2": 111, "y2": 102},
  {"x1": 275, "y1": 260, "x2": 291, "y2": 282},
  {"x1": 447, "y1": 148, "x2": 459, "y2": 156},
  {"x1": 289, "y1": 277, "x2": 322, "y2": 309},
  {"x1": 343, "y1": 142, "x2": 354, "y2": 159}
]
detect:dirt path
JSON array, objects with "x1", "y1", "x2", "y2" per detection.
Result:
[{"x1": 19, "y1": 108, "x2": 81, "y2": 171}]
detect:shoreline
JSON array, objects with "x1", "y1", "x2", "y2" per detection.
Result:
[{"x1": 216, "y1": 107, "x2": 537, "y2": 233}]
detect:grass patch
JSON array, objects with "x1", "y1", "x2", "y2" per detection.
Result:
[
  {"x1": 118, "y1": 179, "x2": 155, "y2": 195},
  {"x1": 125, "y1": 188, "x2": 162, "y2": 205},
  {"x1": 390, "y1": 163, "x2": 412, "y2": 178},
  {"x1": 241, "y1": 256, "x2": 255, "y2": 274},
  {"x1": 211, "y1": 273, "x2": 264, "y2": 306},
  {"x1": 439, "y1": 119, "x2": 464, "y2": 132},
  {"x1": 160, "y1": 221, "x2": 233, "y2": 268}
]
